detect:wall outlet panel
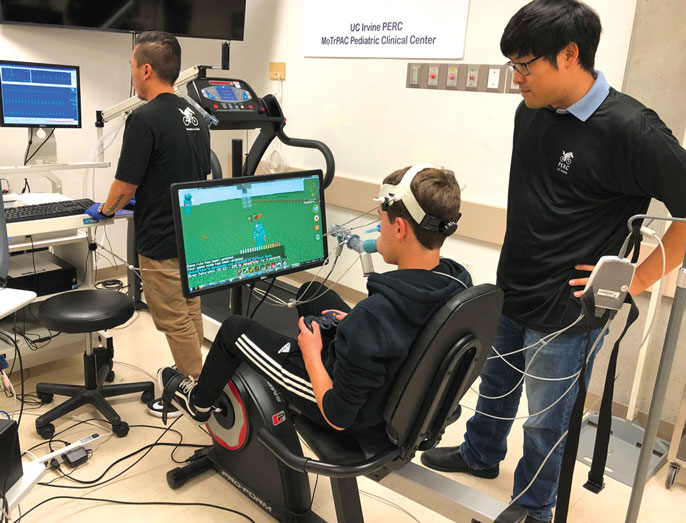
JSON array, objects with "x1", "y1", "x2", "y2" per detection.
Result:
[
  {"x1": 406, "y1": 62, "x2": 425, "y2": 88},
  {"x1": 485, "y1": 65, "x2": 507, "y2": 92},
  {"x1": 406, "y1": 63, "x2": 513, "y2": 95},
  {"x1": 505, "y1": 68, "x2": 520, "y2": 93},
  {"x1": 409, "y1": 64, "x2": 420, "y2": 86},
  {"x1": 465, "y1": 65, "x2": 480, "y2": 90},
  {"x1": 446, "y1": 66, "x2": 459, "y2": 89},
  {"x1": 427, "y1": 64, "x2": 440, "y2": 88},
  {"x1": 269, "y1": 62, "x2": 286, "y2": 80}
]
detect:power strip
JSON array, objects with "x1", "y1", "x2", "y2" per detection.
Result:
[
  {"x1": 6, "y1": 432, "x2": 102, "y2": 511},
  {"x1": 38, "y1": 432, "x2": 102, "y2": 468}
]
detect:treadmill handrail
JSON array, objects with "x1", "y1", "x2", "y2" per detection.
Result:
[{"x1": 275, "y1": 128, "x2": 336, "y2": 189}]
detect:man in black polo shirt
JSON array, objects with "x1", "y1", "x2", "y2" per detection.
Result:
[
  {"x1": 421, "y1": 1, "x2": 686, "y2": 521},
  {"x1": 87, "y1": 31, "x2": 210, "y2": 417}
]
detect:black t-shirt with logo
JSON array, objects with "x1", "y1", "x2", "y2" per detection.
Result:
[
  {"x1": 115, "y1": 93, "x2": 210, "y2": 260},
  {"x1": 497, "y1": 88, "x2": 686, "y2": 331}
]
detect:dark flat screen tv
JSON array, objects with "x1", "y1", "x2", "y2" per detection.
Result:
[{"x1": 0, "y1": 0, "x2": 246, "y2": 41}]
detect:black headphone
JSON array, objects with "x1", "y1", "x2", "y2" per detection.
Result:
[{"x1": 419, "y1": 212, "x2": 461, "y2": 236}]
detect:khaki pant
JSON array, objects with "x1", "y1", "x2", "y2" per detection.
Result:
[{"x1": 138, "y1": 255, "x2": 203, "y2": 378}]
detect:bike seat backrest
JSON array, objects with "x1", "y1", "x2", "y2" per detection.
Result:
[{"x1": 383, "y1": 283, "x2": 503, "y2": 452}]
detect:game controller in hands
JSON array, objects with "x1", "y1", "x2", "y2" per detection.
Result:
[{"x1": 303, "y1": 311, "x2": 341, "y2": 333}]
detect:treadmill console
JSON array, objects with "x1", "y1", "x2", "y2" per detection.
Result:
[
  {"x1": 187, "y1": 77, "x2": 282, "y2": 131},
  {"x1": 199, "y1": 80, "x2": 262, "y2": 112}
]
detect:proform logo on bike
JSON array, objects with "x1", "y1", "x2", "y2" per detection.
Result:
[
  {"x1": 178, "y1": 107, "x2": 199, "y2": 129},
  {"x1": 272, "y1": 411, "x2": 286, "y2": 426},
  {"x1": 556, "y1": 150, "x2": 574, "y2": 175}
]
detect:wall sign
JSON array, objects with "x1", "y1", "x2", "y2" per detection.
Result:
[{"x1": 304, "y1": 0, "x2": 470, "y2": 59}]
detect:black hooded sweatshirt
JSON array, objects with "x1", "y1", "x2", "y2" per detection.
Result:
[{"x1": 321, "y1": 258, "x2": 472, "y2": 450}]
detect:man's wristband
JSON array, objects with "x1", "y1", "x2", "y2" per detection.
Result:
[{"x1": 98, "y1": 204, "x2": 115, "y2": 218}]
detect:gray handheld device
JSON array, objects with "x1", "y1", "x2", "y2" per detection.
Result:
[{"x1": 583, "y1": 255, "x2": 636, "y2": 312}]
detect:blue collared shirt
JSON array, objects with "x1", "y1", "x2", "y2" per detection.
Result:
[{"x1": 553, "y1": 70, "x2": 610, "y2": 122}]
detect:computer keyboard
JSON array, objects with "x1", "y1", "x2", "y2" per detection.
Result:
[{"x1": 4, "y1": 198, "x2": 96, "y2": 223}]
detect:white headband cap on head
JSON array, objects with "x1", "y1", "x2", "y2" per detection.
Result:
[{"x1": 374, "y1": 164, "x2": 433, "y2": 224}]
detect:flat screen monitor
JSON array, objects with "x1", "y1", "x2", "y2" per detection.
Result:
[
  {"x1": 0, "y1": 60, "x2": 81, "y2": 128},
  {"x1": 0, "y1": 0, "x2": 246, "y2": 41},
  {"x1": 172, "y1": 170, "x2": 328, "y2": 298}
]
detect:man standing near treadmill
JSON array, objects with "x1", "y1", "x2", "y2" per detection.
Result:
[
  {"x1": 87, "y1": 31, "x2": 211, "y2": 418},
  {"x1": 420, "y1": 1, "x2": 686, "y2": 521}
]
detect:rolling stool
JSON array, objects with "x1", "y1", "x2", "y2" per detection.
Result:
[{"x1": 35, "y1": 290, "x2": 155, "y2": 439}]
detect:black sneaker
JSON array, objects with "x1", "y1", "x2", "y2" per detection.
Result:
[
  {"x1": 420, "y1": 445, "x2": 499, "y2": 479},
  {"x1": 146, "y1": 398, "x2": 182, "y2": 419},
  {"x1": 158, "y1": 367, "x2": 212, "y2": 423},
  {"x1": 524, "y1": 517, "x2": 551, "y2": 523}
]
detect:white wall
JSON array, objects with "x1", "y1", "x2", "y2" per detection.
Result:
[
  {"x1": 267, "y1": 0, "x2": 637, "y2": 207},
  {"x1": 0, "y1": 1, "x2": 277, "y2": 260},
  {"x1": 0, "y1": 0, "x2": 638, "y2": 285},
  {"x1": 266, "y1": 0, "x2": 638, "y2": 292}
]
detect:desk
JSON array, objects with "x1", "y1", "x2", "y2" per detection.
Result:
[
  {"x1": 0, "y1": 288, "x2": 36, "y2": 318},
  {"x1": 1, "y1": 211, "x2": 125, "y2": 371}
]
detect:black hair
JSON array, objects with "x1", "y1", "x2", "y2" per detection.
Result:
[
  {"x1": 133, "y1": 31, "x2": 181, "y2": 85},
  {"x1": 500, "y1": 0, "x2": 601, "y2": 73}
]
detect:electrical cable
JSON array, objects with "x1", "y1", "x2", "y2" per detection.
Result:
[
  {"x1": 462, "y1": 324, "x2": 607, "y2": 422},
  {"x1": 22, "y1": 130, "x2": 33, "y2": 166},
  {"x1": 1, "y1": 371, "x2": 17, "y2": 420},
  {"x1": 249, "y1": 278, "x2": 276, "y2": 318},
  {"x1": 250, "y1": 283, "x2": 289, "y2": 306},
  {"x1": 508, "y1": 325, "x2": 641, "y2": 508},
  {"x1": 89, "y1": 201, "x2": 375, "y2": 306},
  {"x1": 285, "y1": 255, "x2": 360, "y2": 307},
  {"x1": 473, "y1": 318, "x2": 587, "y2": 403},
  {"x1": 36, "y1": 418, "x2": 205, "y2": 489},
  {"x1": 15, "y1": 496, "x2": 255, "y2": 523},
  {"x1": 0, "y1": 324, "x2": 23, "y2": 428},
  {"x1": 86, "y1": 118, "x2": 125, "y2": 198},
  {"x1": 0, "y1": 315, "x2": 24, "y2": 523},
  {"x1": 485, "y1": 314, "x2": 584, "y2": 361},
  {"x1": 359, "y1": 489, "x2": 421, "y2": 523},
  {"x1": 502, "y1": 228, "x2": 669, "y2": 509},
  {"x1": 632, "y1": 228, "x2": 666, "y2": 353},
  {"x1": 44, "y1": 449, "x2": 94, "y2": 485},
  {"x1": 90, "y1": 243, "x2": 183, "y2": 299},
  {"x1": 94, "y1": 279, "x2": 125, "y2": 291},
  {"x1": 96, "y1": 233, "x2": 343, "y2": 304},
  {"x1": 245, "y1": 282, "x2": 254, "y2": 317},
  {"x1": 110, "y1": 360, "x2": 156, "y2": 381},
  {"x1": 331, "y1": 205, "x2": 380, "y2": 231},
  {"x1": 24, "y1": 128, "x2": 56, "y2": 165}
]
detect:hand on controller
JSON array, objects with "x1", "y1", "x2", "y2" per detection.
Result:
[
  {"x1": 321, "y1": 309, "x2": 347, "y2": 322},
  {"x1": 303, "y1": 311, "x2": 341, "y2": 332},
  {"x1": 298, "y1": 316, "x2": 323, "y2": 359}
]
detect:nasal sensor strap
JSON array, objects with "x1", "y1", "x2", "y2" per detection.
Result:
[{"x1": 374, "y1": 164, "x2": 461, "y2": 236}]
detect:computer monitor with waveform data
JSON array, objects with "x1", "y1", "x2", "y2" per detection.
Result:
[
  {"x1": 171, "y1": 170, "x2": 329, "y2": 298},
  {"x1": 0, "y1": 60, "x2": 81, "y2": 128}
]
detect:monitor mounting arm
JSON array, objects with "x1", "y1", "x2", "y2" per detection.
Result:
[{"x1": 94, "y1": 65, "x2": 215, "y2": 161}]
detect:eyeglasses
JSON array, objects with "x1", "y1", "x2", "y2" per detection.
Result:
[{"x1": 506, "y1": 55, "x2": 542, "y2": 76}]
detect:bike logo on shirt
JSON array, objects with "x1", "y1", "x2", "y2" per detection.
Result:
[
  {"x1": 557, "y1": 150, "x2": 574, "y2": 174},
  {"x1": 178, "y1": 107, "x2": 199, "y2": 127}
]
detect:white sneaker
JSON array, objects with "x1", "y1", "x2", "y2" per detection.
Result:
[{"x1": 146, "y1": 398, "x2": 182, "y2": 418}]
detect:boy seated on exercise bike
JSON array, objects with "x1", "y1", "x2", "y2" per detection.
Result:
[{"x1": 159, "y1": 165, "x2": 471, "y2": 451}]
